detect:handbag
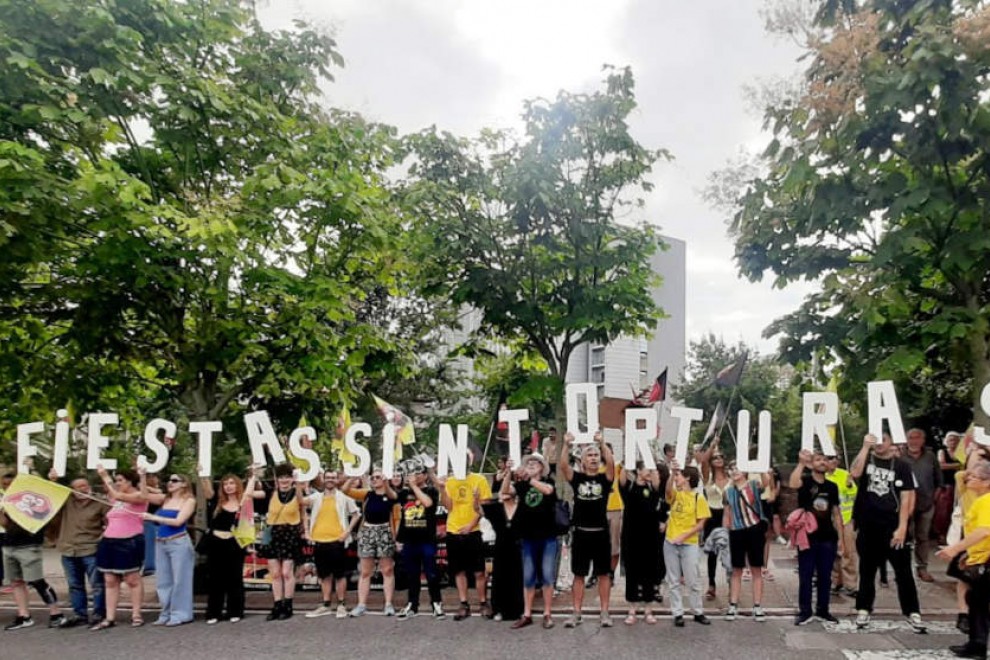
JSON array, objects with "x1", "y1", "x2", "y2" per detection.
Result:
[
  {"x1": 554, "y1": 500, "x2": 571, "y2": 536},
  {"x1": 947, "y1": 552, "x2": 988, "y2": 585}
]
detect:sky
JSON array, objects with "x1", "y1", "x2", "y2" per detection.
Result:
[{"x1": 260, "y1": 0, "x2": 818, "y2": 355}]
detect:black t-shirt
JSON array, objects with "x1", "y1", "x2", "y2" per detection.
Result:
[
  {"x1": 513, "y1": 478, "x2": 557, "y2": 539},
  {"x1": 797, "y1": 473, "x2": 840, "y2": 544},
  {"x1": 362, "y1": 491, "x2": 397, "y2": 525},
  {"x1": 620, "y1": 480, "x2": 661, "y2": 529},
  {"x1": 854, "y1": 455, "x2": 916, "y2": 528},
  {"x1": 396, "y1": 486, "x2": 438, "y2": 544},
  {"x1": 2, "y1": 519, "x2": 44, "y2": 547},
  {"x1": 569, "y1": 471, "x2": 612, "y2": 529}
]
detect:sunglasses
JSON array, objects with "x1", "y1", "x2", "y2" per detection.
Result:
[
  {"x1": 168, "y1": 477, "x2": 185, "y2": 484},
  {"x1": 371, "y1": 474, "x2": 384, "y2": 480}
]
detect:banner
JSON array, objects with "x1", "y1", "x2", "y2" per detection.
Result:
[
  {"x1": 372, "y1": 394, "x2": 415, "y2": 459},
  {"x1": 0, "y1": 474, "x2": 73, "y2": 534},
  {"x1": 715, "y1": 353, "x2": 748, "y2": 388}
]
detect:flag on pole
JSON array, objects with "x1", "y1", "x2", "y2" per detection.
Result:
[
  {"x1": 372, "y1": 394, "x2": 415, "y2": 459},
  {"x1": 715, "y1": 353, "x2": 748, "y2": 388},
  {"x1": 703, "y1": 400, "x2": 726, "y2": 444},
  {"x1": 287, "y1": 412, "x2": 317, "y2": 473},
  {"x1": 647, "y1": 368, "x2": 669, "y2": 404},
  {"x1": 0, "y1": 474, "x2": 73, "y2": 534},
  {"x1": 330, "y1": 406, "x2": 357, "y2": 467}
]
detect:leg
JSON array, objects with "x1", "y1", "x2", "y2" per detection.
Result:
[
  {"x1": 815, "y1": 542, "x2": 836, "y2": 616},
  {"x1": 682, "y1": 544, "x2": 703, "y2": 615},
  {"x1": 855, "y1": 528, "x2": 881, "y2": 613},
  {"x1": 281, "y1": 559, "x2": 296, "y2": 600},
  {"x1": 797, "y1": 549, "x2": 814, "y2": 618},
  {"x1": 966, "y1": 575, "x2": 990, "y2": 650},
  {"x1": 421, "y1": 544, "x2": 441, "y2": 606},
  {"x1": 12, "y1": 581, "x2": 30, "y2": 618},
  {"x1": 521, "y1": 539, "x2": 537, "y2": 617},
  {"x1": 227, "y1": 544, "x2": 245, "y2": 619},
  {"x1": 540, "y1": 538, "x2": 557, "y2": 616},
  {"x1": 155, "y1": 542, "x2": 173, "y2": 622},
  {"x1": 358, "y1": 558, "x2": 374, "y2": 606},
  {"x1": 123, "y1": 572, "x2": 143, "y2": 623},
  {"x1": 730, "y1": 568, "x2": 743, "y2": 604},
  {"x1": 404, "y1": 542, "x2": 423, "y2": 609},
  {"x1": 912, "y1": 506, "x2": 935, "y2": 574},
  {"x1": 842, "y1": 522, "x2": 858, "y2": 590},
  {"x1": 664, "y1": 542, "x2": 684, "y2": 617},
  {"x1": 454, "y1": 572, "x2": 469, "y2": 603},
  {"x1": 335, "y1": 576, "x2": 347, "y2": 605},
  {"x1": 380, "y1": 556, "x2": 395, "y2": 608},
  {"x1": 62, "y1": 556, "x2": 88, "y2": 620},
  {"x1": 84, "y1": 555, "x2": 106, "y2": 621},
  {"x1": 887, "y1": 541, "x2": 920, "y2": 616},
  {"x1": 170, "y1": 538, "x2": 195, "y2": 623},
  {"x1": 270, "y1": 559, "x2": 285, "y2": 602},
  {"x1": 103, "y1": 573, "x2": 121, "y2": 622},
  {"x1": 205, "y1": 544, "x2": 226, "y2": 620}
]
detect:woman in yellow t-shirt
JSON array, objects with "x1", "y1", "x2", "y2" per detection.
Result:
[
  {"x1": 939, "y1": 460, "x2": 990, "y2": 658},
  {"x1": 663, "y1": 462, "x2": 712, "y2": 627}
]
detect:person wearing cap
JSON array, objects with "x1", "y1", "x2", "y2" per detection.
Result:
[
  {"x1": 501, "y1": 453, "x2": 557, "y2": 629},
  {"x1": 395, "y1": 463, "x2": 445, "y2": 620},
  {"x1": 825, "y1": 454, "x2": 859, "y2": 597},
  {"x1": 560, "y1": 430, "x2": 616, "y2": 628}
]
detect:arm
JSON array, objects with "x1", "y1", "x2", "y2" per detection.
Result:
[
  {"x1": 602, "y1": 436, "x2": 615, "y2": 482},
  {"x1": 648, "y1": 469, "x2": 661, "y2": 490},
  {"x1": 409, "y1": 481, "x2": 434, "y2": 508},
  {"x1": 939, "y1": 527, "x2": 990, "y2": 561},
  {"x1": 199, "y1": 475, "x2": 215, "y2": 502},
  {"x1": 529, "y1": 477, "x2": 554, "y2": 496},
  {"x1": 849, "y1": 435, "x2": 876, "y2": 479},
  {"x1": 559, "y1": 433, "x2": 575, "y2": 483},
  {"x1": 696, "y1": 438, "x2": 718, "y2": 483},
  {"x1": 240, "y1": 466, "x2": 259, "y2": 506},
  {"x1": 789, "y1": 450, "x2": 812, "y2": 489},
  {"x1": 144, "y1": 497, "x2": 197, "y2": 527},
  {"x1": 499, "y1": 471, "x2": 514, "y2": 499},
  {"x1": 666, "y1": 461, "x2": 679, "y2": 501}
]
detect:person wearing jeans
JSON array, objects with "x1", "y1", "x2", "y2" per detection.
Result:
[
  {"x1": 394, "y1": 463, "x2": 444, "y2": 620},
  {"x1": 144, "y1": 473, "x2": 197, "y2": 626},
  {"x1": 789, "y1": 450, "x2": 844, "y2": 625},
  {"x1": 664, "y1": 463, "x2": 712, "y2": 628}
]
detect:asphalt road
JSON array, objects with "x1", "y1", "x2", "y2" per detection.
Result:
[{"x1": 0, "y1": 609, "x2": 964, "y2": 660}]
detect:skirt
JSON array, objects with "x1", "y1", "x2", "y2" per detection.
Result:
[
  {"x1": 97, "y1": 534, "x2": 145, "y2": 574},
  {"x1": 256, "y1": 524, "x2": 302, "y2": 561}
]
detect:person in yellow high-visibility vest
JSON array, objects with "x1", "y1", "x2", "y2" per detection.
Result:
[{"x1": 826, "y1": 455, "x2": 858, "y2": 596}]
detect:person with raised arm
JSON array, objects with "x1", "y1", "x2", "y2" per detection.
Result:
[
  {"x1": 143, "y1": 472, "x2": 196, "y2": 627},
  {"x1": 395, "y1": 463, "x2": 444, "y2": 620},
  {"x1": 619, "y1": 462, "x2": 662, "y2": 625},
  {"x1": 200, "y1": 464, "x2": 264, "y2": 624},
  {"x1": 259, "y1": 463, "x2": 308, "y2": 621},
  {"x1": 560, "y1": 430, "x2": 616, "y2": 628},
  {"x1": 441, "y1": 450, "x2": 493, "y2": 621},
  {"x1": 664, "y1": 460, "x2": 712, "y2": 628},
  {"x1": 696, "y1": 437, "x2": 730, "y2": 600},
  {"x1": 92, "y1": 466, "x2": 149, "y2": 630},
  {"x1": 723, "y1": 460, "x2": 771, "y2": 623},
  {"x1": 342, "y1": 466, "x2": 399, "y2": 617}
]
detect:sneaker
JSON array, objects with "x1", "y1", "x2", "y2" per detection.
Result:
[
  {"x1": 795, "y1": 613, "x2": 814, "y2": 626},
  {"x1": 48, "y1": 614, "x2": 65, "y2": 629},
  {"x1": 306, "y1": 605, "x2": 334, "y2": 619},
  {"x1": 336, "y1": 605, "x2": 348, "y2": 619},
  {"x1": 725, "y1": 604, "x2": 738, "y2": 621},
  {"x1": 5, "y1": 616, "x2": 35, "y2": 631},
  {"x1": 349, "y1": 604, "x2": 367, "y2": 618},
  {"x1": 57, "y1": 616, "x2": 82, "y2": 629},
  {"x1": 855, "y1": 610, "x2": 870, "y2": 629},
  {"x1": 564, "y1": 614, "x2": 583, "y2": 628},
  {"x1": 600, "y1": 613, "x2": 613, "y2": 628},
  {"x1": 674, "y1": 615, "x2": 685, "y2": 627},
  {"x1": 907, "y1": 612, "x2": 927, "y2": 634},
  {"x1": 229, "y1": 617, "x2": 242, "y2": 623},
  {"x1": 753, "y1": 606, "x2": 766, "y2": 622},
  {"x1": 397, "y1": 604, "x2": 416, "y2": 620},
  {"x1": 206, "y1": 618, "x2": 220, "y2": 625},
  {"x1": 775, "y1": 535, "x2": 788, "y2": 546},
  {"x1": 431, "y1": 602, "x2": 445, "y2": 619},
  {"x1": 817, "y1": 612, "x2": 839, "y2": 624},
  {"x1": 693, "y1": 614, "x2": 711, "y2": 625},
  {"x1": 383, "y1": 604, "x2": 396, "y2": 617}
]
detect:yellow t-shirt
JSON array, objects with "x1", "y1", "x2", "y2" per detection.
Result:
[
  {"x1": 266, "y1": 492, "x2": 302, "y2": 526},
  {"x1": 965, "y1": 492, "x2": 990, "y2": 564},
  {"x1": 445, "y1": 473, "x2": 492, "y2": 534},
  {"x1": 606, "y1": 465, "x2": 624, "y2": 512},
  {"x1": 311, "y1": 496, "x2": 345, "y2": 543},
  {"x1": 666, "y1": 489, "x2": 711, "y2": 545}
]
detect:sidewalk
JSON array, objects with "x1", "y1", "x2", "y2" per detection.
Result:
[{"x1": 8, "y1": 541, "x2": 959, "y2": 618}]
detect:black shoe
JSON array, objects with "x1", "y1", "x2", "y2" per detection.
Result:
[
  {"x1": 48, "y1": 614, "x2": 65, "y2": 629},
  {"x1": 950, "y1": 643, "x2": 987, "y2": 659},
  {"x1": 4, "y1": 616, "x2": 35, "y2": 631},
  {"x1": 958, "y1": 613, "x2": 971, "y2": 634},
  {"x1": 674, "y1": 615, "x2": 684, "y2": 627},
  {"x1": 693, "y1": 614, "x2": 711, "y2": 625},
  {"x1": 795, "y1": 614, "x2": 814, "y2": 626},
  {"x1": 278, "y1": 600, "x2": 293, "y2": 620},
  {"x1": 57, "y1": 616, "x2": 82, "y2": 629},
  {"x1": 266, "y1": 601, "x2": 283, "y2": 622},
  {"x1": 816, "y1": 612, "x2": 839, "y2": 624}
]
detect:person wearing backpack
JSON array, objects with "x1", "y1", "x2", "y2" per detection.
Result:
[{"x1": 664, "y1": 462, "x2": 712, "y2": 628}]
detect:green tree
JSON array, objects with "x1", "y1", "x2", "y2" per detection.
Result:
[
  {"x1": 716, "y1": 0, "x2": 990, "y2": 426},
  {"x1": 403, "y1": 67, "x2": 670, "y2": 420}
]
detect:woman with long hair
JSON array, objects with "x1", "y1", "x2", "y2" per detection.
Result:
[
  {"x1": 342, "y1": 466, "x2": 398, "y2": 616},
  {"x1": 144, "y1": 473, "x2": 197, "y2": 626},
  {"x1": 200, "y1": 465, "x2": 262, "y2": 624},
  {"x1": 92, "y1": 466, "x2": 149, "y2": 630},
  {"x1": 260, "y1": 463, "x2": 308, "y2": 621},
  {"x1": 696, "y1": 438, "x2": 730, "y2": 599}
]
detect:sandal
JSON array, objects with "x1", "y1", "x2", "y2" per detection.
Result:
[
  {"x1": 132, "y1": 617, "x2": 145, "y2": 627},
  {"x1": 762, "y1": 568, "x2": 775, "y2": 582},
  {"x1": 624, "y1": 613, "x2": 637, "y2": 625},
  {"x1": 645, "y1": 612, "x2": 658, "y2": 625},
  {"x1": 91, "y1": 619, "x2": 115, "y2": 631},
  {"x1": 542, "y1": 614, "x2": 554, "y2": 629}
]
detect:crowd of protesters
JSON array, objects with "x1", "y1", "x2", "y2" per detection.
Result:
[{"x1": 2, "y1": 425, "x2": 990, "y2": 658}]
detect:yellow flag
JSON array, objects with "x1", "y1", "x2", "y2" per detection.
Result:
[
  {"x1": 287, "y1": 413, "x2": 316, "y2": 473},
  {"x1": 0, "y1": 474, "x2": 73, "y2": 534},
  {"x1": 330, "y1": 406, "x2": 357, "y2": 466},
  {"x1": 232, "y1": 497, "x2": 256, "y2": 549},
  {"x1": 372, "y1": 394, "x2": 415, "y2": 459}
]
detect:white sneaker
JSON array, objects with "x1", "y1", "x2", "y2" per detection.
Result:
[
  {"x1": 725, "y1": 604, "x2": 737, "y2": 621},
  {"x1": 383, "y1": 604, "x2": 396, "y2": 617},
  {"x1": 855, "y1": 610, "x2": 870, "y2": 629},
  {"x1": 206, "y1": 618, "x2": 219, "y2": 625},
  {"x1": 907, "y1": 613, "x2": 926, "y2": 634},
  {"x1": 306, "y1": 605, "x2": 334, "y2": 619},
  {"x1": 432, "y1": 602, "x2": 446, "y2": 619},
  {"x1": 397, "y1": 604, "x2": 415, "y2": 620},
  {"x1": 335, "y1": 605, "x2": 348, "y2": 619},
  {"x1": 349, "y1": 604, "x2": 367, "y2": 618},
  {"x1": 753, "y1": 606, "x2": 766, "y2": 622},
  {"x1": 229, "y1": 617, "x2": 241, "y2": 623}
]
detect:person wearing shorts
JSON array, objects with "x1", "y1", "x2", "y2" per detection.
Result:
[
  {"x1": 94, "y1": 466, "x2": 149, "y2": 630},
  {"x1": 0, "y1": 515, "x2": 63, "y2": 631},
  {"x1": 560, "y1": 430, "x2": 615, "y2": 628},
  {"x1": 343, "y1": 466, "x2": 398, "y2": 616},
  {"x1": 260, "y1": 463, "x2": 307, "y2": 621},
  {"x1": 304, "y1": 470, "x2": 360, "y2": 619},
  {"x1": 441, "y1": 457, "x2": 492, "y2": 621},
  {"x1": 722, "y1": 461, "x2": 770, "y2": 622}
]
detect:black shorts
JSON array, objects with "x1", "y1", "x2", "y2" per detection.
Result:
[
  {"x1": 314, "y1": 541, "x2": 349, "y2": 579},
  {"x1": 446, "y1": 531, "x2": 485, "y2": 575},
  {"x1": 729, "y1": 522, "x2": 767, "y2": 569},
  {"x1": 571, "y1": 528, "x2": 611, "y2": 577}
]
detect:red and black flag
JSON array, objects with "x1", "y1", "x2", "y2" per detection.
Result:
[{"x1": 646, "y1": 368, "x2": 668, "y2": 403}]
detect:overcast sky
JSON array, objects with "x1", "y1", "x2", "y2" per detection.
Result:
[{"x1": 261, "y1": 0, "x2": 817, "y2": 355}]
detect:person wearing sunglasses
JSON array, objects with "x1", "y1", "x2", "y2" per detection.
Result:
[
  {"x1": 143, "y1": 473, "x2": 196, "y2": 627},
  {"x1": 342, "y1": 467, "x2": 399, "y2": 616},
  {"x1": 259, "y1": 463, "x2": 308, "y2": 621}
]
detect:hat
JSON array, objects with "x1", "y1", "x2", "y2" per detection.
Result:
[{"x1": 524, "y1": 452, "x2": 550, "y2": 478}]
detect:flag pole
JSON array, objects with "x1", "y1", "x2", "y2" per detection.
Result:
[
  {"x1": 838, "y1": 406, "x2": 850, "y2": 471},
  {"x1": 717, "y1": 386, "x2": 740, "y2": 450}
]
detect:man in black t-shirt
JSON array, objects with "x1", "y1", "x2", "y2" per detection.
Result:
[
  {"x1": 560, "y1": 430, "x2": 615, "y2": 628},
  {"x1": 849, "y1": 433, "x2": 925, "y2": 633},
  {"x1": 788, "y1": 449, "x2": 844, "y2": 625},
  {"x1": 395, "y1": 464, "x2": 443, "y2": 619}
]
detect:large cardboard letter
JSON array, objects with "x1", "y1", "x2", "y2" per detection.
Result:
[
  {"x1": 624, "y1": 407, "x2": 658, "y2": 470},
  {"x1": 669, "y1": 406, "x2": 704, "y2": 466},
  {"x1": 244, "y1": 411, "x2": 286, "y2": 466},
  {"x1": 565, "y1": 383, "x2": 599, "y2": 444},
  {"x1": 190, "y1": 421, "x2": 222, "y2": 477},
  {"x1": 139, "y1": 419, "x2": 176, "y2": 473},
  {"x1": 437, "y1": 424, "x2": 470, "y2": 479},
  {"x1": 51, "y1": 410, "x2": 71, "y2": 477},
  {"x1": 867, "y1": 381, "x2": 906, "y2": 444},
  {"x1": 86, "y1": 412, "x2": 119, "y2": 470},
  {"x1": 801, "y1": 392, "x2": 839, "y2": 455},
  {"x1": 382, "y1": 423, "x2": 396, "y2": 478},
  {"x1": 343, "y1": 423, "x2": 372, "y2": 477},
  {"x1": 16, "y1": 421, "x2": 45, "y2": 474},
  {"x1": 974, "y1": 382, "x2": 990, "y2": 447},
  {"x1": 735, "y1": 410, "x2": 772, "y2": 473},
  {"x1": 289, "y1": 427, "x2": 320, "y2": 482},
  {"x1": 499, "y1": 408, "x2": 529, "y2": 466}
]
